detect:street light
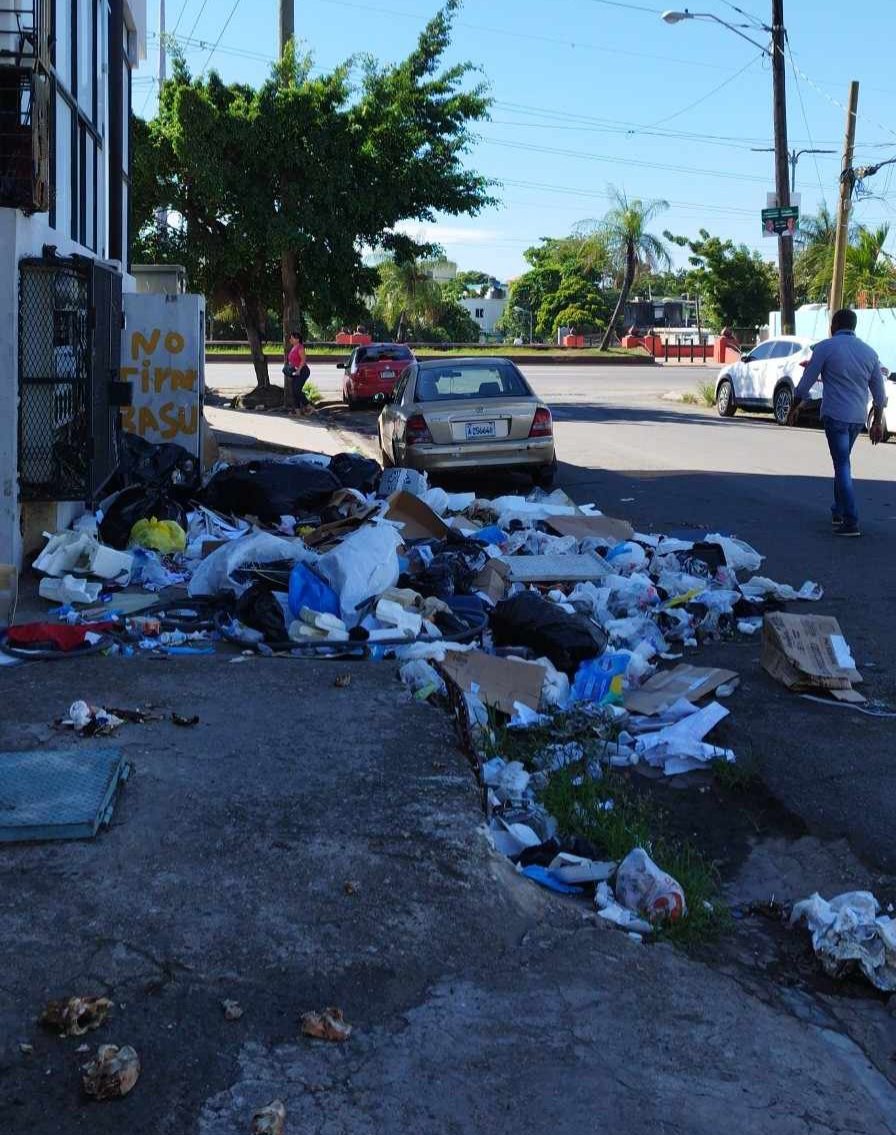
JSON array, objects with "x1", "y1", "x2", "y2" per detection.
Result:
[
  {"x1": 750, "y1": 146, "x2": 836, "y2": 192},
  {"x1": 515, "y1": 306, "x2": 533, "y2": 344},
  {"x1": 662, "y1": 2, "x2": 797, "y2": 335}
]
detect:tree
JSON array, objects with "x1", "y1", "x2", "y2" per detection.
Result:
[
  {"x1": 844, "y1": 225, "x2": 896, "y2": 307},
  {"x1": 138, "y1": 2, "x2": 493, "y2": 395},
  {"x1": 667, "y1": 228, "x2": 778, "y2": 330},
  {"x1": 795, "y1": 211, "x2": 895, "y2": 306},
  {"x1": 576, "y1": 187, "x2": 671, "y2": 350},
  {"x1": 374, "y1": 258, "x2": 445, "y2": 340},
  {"x1": 441, "y1": 269, "x2": 493, "y2": 302}
]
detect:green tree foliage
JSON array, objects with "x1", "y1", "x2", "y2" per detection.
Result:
[
  {"x1": 666, "y1": 228, "x2": 778, "y2": 329},
  {"x1": 136, "y1": 2, "x2": 493, "y2": 390},
  {"x1": 373, "y1": 257, "x2": 482, "y2": 342},
  {"x1": 441, "y1": 269, "x2": 493, "y2": 302},
  {"x1": 795, "y1": 210, "x2": 895, "y2": 306},
  {"x1": 497, "y1": 236, "x2": 612, "y2": 340},
  {"x1": 576, "y1": 187, "x2": 670, "y2": 349}
]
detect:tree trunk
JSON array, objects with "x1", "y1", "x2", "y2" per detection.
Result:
[
  {"x1": 599, "y1": 245, "x2": 636, "y2": 351},
  {"x1": 395, "y1": 310, "x2": 407, "y2": 343},
  {"x1": 281, "y1": 250, "x2": 301, "y2": 408},
  {"x1": 237, "y1": 293, "x2": 271, "y2": 390}
]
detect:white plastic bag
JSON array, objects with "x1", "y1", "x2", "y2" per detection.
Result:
[
  {"x1": 189, "y1": 532, "x2": 314, "y2": 597},
  {"x1": 615, "y1": 847, "x2": 687, "y2": 924},
  {"x1": 318, "y1": 522, "x2": 402, "y2": 619},
  {"x1": 704, "y1": 533, "x2": 763, "y2": 573}
]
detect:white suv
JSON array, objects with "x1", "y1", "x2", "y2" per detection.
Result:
[{"x1": 715, "y1": 336, "x2": 820, "y2": 425}]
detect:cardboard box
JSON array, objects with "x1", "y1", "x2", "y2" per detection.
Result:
[
  {"x1": 545, "y1": 514, "x2": 634, "y2": 544},
  {"x1": 385, "y1": 492, "x2": 450, "y2": 542},
  {"x1": 439, "y1": 649, "x2": 545, "y2": 715},
  {"x1": 624, "y1": 663, "x2": 739, "y2": 716},
  {"x1": 762, "y1": 612, "x2": 864, "y2": 702},
  {"x1": 303, "y1": 506, "x2": 379, "y2": 550},
  {"x1": 473, "y1": 559, "x2": 511, "y2": 605}
]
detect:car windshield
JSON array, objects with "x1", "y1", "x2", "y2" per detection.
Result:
[
  {"x1": 356, "y1": 346, "x2": 412, "y2": 363},
  {"x1": 414, "y1": 363, "x2": 530, "y2": 402}
]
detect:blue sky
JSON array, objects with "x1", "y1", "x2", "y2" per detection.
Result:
[{"x1": 136, "y1": 0, "x2": 896, "y2": 280}]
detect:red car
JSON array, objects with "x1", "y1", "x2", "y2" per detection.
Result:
[{"x1": 338, "y1": 343, "x2": 415, "y2": 408}]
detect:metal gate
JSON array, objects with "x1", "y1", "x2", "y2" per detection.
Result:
[{"x1": 18, "y1": 257, "x2": 127, "y2": 502}]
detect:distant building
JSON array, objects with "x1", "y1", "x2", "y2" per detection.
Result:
[
  {"x1": 623, "y1": 296, "x2": 700, "y2": 332},
  {"x1": 460, "y1": 278, "x2": 508, "y2": 336},
  {"x1": 426, "y1": 259, "x2": 457, "y2": 283}
]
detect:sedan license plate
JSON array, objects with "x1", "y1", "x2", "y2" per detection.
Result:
[
  {"x1": 465, "y1": 420, "x2": 496, "y2": 440},
  {"x1": 380, "y1": 369, "x2": 395, "y2": 379}
]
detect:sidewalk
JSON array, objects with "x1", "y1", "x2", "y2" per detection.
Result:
[
  {"x1": 1, "y1": 656, "x2": 894, "y2": 1135},
  {"x1": 205, "y1": 394, "x2": 379, "y2": 460}
]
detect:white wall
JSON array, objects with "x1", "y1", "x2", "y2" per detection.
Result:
[{"x1": 460, "y1": 295, "x2": 508, "y2": 336}]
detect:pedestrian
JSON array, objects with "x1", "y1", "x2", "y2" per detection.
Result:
[
  {"x1": 284, "y1": 330, "x2": 312, "y2": 417},
  {"x1": 787, "y1": 308, "x2": 888, "y2": 537}
]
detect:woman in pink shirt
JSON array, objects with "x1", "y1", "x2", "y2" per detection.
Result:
[{"x1": 285, "y1": 331, "x2": 312, "y2": 415}]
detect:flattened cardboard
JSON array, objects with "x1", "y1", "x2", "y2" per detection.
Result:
[
  {"x1": 439, "y1": 649, "x2": 544, "y2": 715},
  {"x1": 473, "y1": 559, "x2": 511, "y2": 605},
  {"x1": 386, "y1": 492, "x2": 451, "y2": 542},
  {"x1": 762, "y1": 612, "x2": 864, "y2": 699},
  {"x1": 624, "y1": 663, "x2": 739, "y2": 716},
  {"x1": 545, "y1": 514, "x2": 634, "y2": 544},
  {"x1": 303, "y1": 507, "x2": 379, "y2": 550},
  {"x1": 504, "y1": 552, "x2": 610, "y2": 583}
]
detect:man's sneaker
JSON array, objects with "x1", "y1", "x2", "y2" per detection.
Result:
[
  {"x1": 831, "y1": 514, "x2": 844, "y2": 527},
  {"x1": 835, "y1": 523, "x2": 862, "y2": 537}
]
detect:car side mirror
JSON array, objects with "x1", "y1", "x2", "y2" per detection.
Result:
[
  {"x1": 741, "y1": 353, "x2": 753, "y2": 364},
  {"x1": 336, "y1": 362, "x2": 345, "y2": 369}
]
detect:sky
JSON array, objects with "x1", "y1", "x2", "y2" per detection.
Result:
[{"x1": 134, "y1": 0, "x2": 896, "y2": 281}]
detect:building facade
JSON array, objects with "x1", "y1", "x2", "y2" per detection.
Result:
[
  {"x1": 460, "y1": 281, "x2": 508, "y2": 338},
  {"x1": 0, "y1": 0, "x2": 146, "y2": 569}
]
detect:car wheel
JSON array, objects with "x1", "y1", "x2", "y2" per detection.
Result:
[
  {"x1": 533, "y1": 458, "x2": 557, "y2": 489},
  {"x1": 341, "y1": 386, "x2": 348, "y2": 405},
  {"x1": 716, "y1": 378, "x2": 736, "y2": 417},
  {"x1": 774, "y1": 383, "x2": 794, "y2": 426}
]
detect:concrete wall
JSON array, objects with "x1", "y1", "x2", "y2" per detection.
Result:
[
  {"x1": 460, "y1": 295, "x2": 508, "y2": 335},
  {"x1": 771, "y1": 305, "x2": 896, "y2": 367}
]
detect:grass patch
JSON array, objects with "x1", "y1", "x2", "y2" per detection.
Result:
[
  {"x1": 696, "y1": 379, "x2": 717, "y2": 407},
  {"x1": 496, "y1": 714, "x2": 729, "y2": 947},
  {"x1": 304, "y1": 381, "x2": 322, "y2": 404},
  {"x1": 681, "y1": 392, "x2": 700, "y2": 405}
]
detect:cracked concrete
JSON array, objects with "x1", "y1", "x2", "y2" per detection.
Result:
[{"x1": 0, "y1": 656, "x2": 894, "y2": 1133}]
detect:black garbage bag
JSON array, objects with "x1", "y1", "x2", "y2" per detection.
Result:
[
  {"x1": 201, "y1": 461, "x2": 341, "y2": 522},
  {"x1": 100, "y1": 486, "x2": 187, "y2": 550},
  {"x1": 490, "y1": 592, "x2": 608, "y2": 676},
  {"x1": 329, "y1": 452, "x2": 382, "y2": 494},
  {"x1": 117, "y1": 432, "x2": 198, "y2": 490},
  {"x1": 235, "y1": 583, "x2": 288, "y2": 643}
]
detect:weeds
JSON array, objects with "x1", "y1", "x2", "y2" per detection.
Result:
[
  {"x1": 497, "y1": 713, "x2": 729, "y2": 946},
  {"x1": 304, "y1": 381, "x2": 322, "y2": 404}
]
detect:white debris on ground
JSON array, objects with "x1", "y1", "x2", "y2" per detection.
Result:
[{"x1": 790, "y1": 891, "x2": 896, "y2": 992}]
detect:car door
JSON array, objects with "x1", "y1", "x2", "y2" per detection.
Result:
[
  {"x1": 761, "y1": 339, "x2": 800, "y2": 404},
  {"x1": 380, "y1": 365, "x2": 412, "y2": 455},
  {"x1": 737, "y1": 340, "x2": 775, "y2": 402}
]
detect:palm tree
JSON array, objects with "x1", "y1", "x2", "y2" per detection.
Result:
[
  {"x1": 579, "y1": 187, "x2": 671, "y2": 350},
  {"x1": 844, "y1": 224, "x2": 895, "y2": 307},
  {"x1": 795, "y1": 204, "x2": 839, "y2": 302},
  {"x1": 374, "y1": 258, "x2": 445, "y2": 341}
]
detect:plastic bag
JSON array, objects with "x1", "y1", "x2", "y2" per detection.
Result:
[
  {"x1": 202, "y1": 461, "x2": 341, "y2": 522},
  {"x1": 100, "y1": 486, "x2": 187, "y2": 550},
  {"x1": 377, "y1": 467, "x2": 428, "y2": 499},
  {"x1": 235, "y1": 583, "x2": 288, "y2": 643},
  {"x1": 287, "y1": 562, "x2": 340, "y2": 618},
  {"x1": 189, "y1": 532, "x2": 313, "y2": 598},
  {"x1": 329, "y1": 452, "x2": 381, "y2": 494},
  {"x1": 615, "y1": 847, "x2": 687, "y2": 924},
  {"x1": 704, "y1": 533, "x2": 763, "y2": 573},
  {"x1": 116, "y1": 432, "x2": 197, "y2": 490},
  {"x1": 490, "y1": 592, "x2": 608, "y2": 676},
  {"x1": 318, "y1": 522, "x2": 403, "y2": 619},
  {"x1": 571, "y1": 653, "x2": 630, "y2": 705},
  {"x1": 128, "y1": 517, "x2": 187, "y2": 554}
]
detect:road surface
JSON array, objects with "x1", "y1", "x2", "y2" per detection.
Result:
[{"x1": 206, "y1": 361, "x2": 896, "y2": 875}]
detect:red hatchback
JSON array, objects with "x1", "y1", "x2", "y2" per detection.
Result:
[{"x1": 338, "y1": 343, "x2": 415, "y2": 408}]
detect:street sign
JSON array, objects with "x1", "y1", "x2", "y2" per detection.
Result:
[{"x1": 762, "y1": 205, "x2": 799, "y2": 238}]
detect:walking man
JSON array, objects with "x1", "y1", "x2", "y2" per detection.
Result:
[{"x1": 787, "y1": 309, "x2": 888, "y2": 537}]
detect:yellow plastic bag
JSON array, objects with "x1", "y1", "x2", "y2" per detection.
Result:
[{"x1": 128, "y1": 517, "x2": 187, "y2": 554}]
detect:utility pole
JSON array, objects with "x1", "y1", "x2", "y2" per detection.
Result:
[
  {"x1": 830, "y1": 81, "x2": 860, "y2": 314},
  {"x1": 279, "y1": 0, "x2": 294, "y2": 55},
  {"x1": 771, "y1": 0, "x2": 795, "y2": 335},
  {"x1": 154, "y1": 0, "x2": 167, "y2": 234}
]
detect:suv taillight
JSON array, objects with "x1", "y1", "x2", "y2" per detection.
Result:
[
  {"x1": 529, "y1": 407, "x2": 553, "y2": 437},
  {"x1": 405, "y1": 414, "x2": 433, "y2": 445}
]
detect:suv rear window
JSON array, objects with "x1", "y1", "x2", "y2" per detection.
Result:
[
  {"x1": 414, "y1": 363, "x2": 531, "y2": 402},
  {"x1": 356, "y1": 346, "x2": 413, "y2": 363}
]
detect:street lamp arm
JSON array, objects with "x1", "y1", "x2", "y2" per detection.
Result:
[{"x1": 661, "y1": 10, "x2": 771, "y2": 55}]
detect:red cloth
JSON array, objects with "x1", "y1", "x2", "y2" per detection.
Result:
[
  {"x1": 287, "y1": 343, "x2": 307, "y2": 370},
  {"x1": 6, "y1": 622, "x2": 116, "y2": 652}
]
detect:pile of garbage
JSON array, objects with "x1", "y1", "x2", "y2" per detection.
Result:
[{"x1": 14, "y1": 436, "x2": 881, "y2": 953}]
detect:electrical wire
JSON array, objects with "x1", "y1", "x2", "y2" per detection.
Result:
[
  {"x1": 200, "y1": 0, "x2": 243, "y2": 76},
  {"x1": 582, "y1": 0, "x2": 663, "y2": 12},
  {"x1": 148, "y1": 29, "x2": 274, "y2": 64},
  {"x1": 785, "y1": 39, "x2": 828, "y2": 205},
  {"x1": 498, "y1": 177, "x2": 761, "y2": 217},
  {"x1": 186, "y1": 0, "x2": 212, "y2": 44},
  {"x1": 644, "y1": 51, "x2": 764, "y2": 129},
  {"x1": 718, "y1": 0, "x2": 767, "y2": 30},
  {"x1": 170, "y1": 0, "x2": 191, "y2": 37}
]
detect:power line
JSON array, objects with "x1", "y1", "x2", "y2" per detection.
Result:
[
  {"x1": 644, "y1": 51, "x2": 764, "y2": 128},
  {"x1": 499, "y1": 176, "x2": 759, "y2": 217},
  {"x1": 186, "y1": 0, "x2": 212, "y2": 44},
  {"x1": 148, "y1": 29, "x2": 273, "y2": 64},
  {"x1": 785, "y1": 39, "x2": 828, "y2": 204},
  {"x1": 718, "y1": 0, "x2": 767, "y2": 30},
  {"x1": 170, "y1": 0, "x2": 191, "y2": 37},
  {"x1": 201, "y1": 0, "x2": 243, "y2": 76},
  {"x1": 582, "y1": 0, "x2": 663, "y2": 12}
]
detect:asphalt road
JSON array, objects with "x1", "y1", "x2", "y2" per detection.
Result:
[{"x1": 207, "y1": 361, "x2": 896, "y2": 873}]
